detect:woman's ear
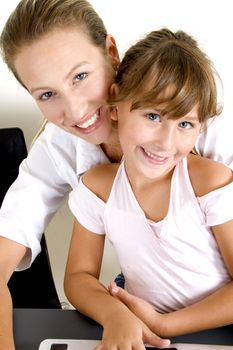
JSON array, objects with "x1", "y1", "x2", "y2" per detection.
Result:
[
  {"x1": 110, "y1": 83, "x2": 119, "y2": 98},
  {"x1": 106, "y1": 34, "x2": 120, "y2": 69},
  {"x1": 110, "y1": 83, "x2": 119, "y2": 121}
]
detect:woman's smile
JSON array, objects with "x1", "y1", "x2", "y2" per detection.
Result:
[{"x1": 14, "y1": 28, "x2": 119, "y2": 144}]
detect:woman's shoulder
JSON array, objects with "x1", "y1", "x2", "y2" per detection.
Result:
[
  {"x1": 188, "y1": 153, "x2": 233, "y2": 197},
  {"x1": 34, "y1": 122, "x2": 78, "y2": 151},
  {"x1": 82, "y1": 163, "x2": 120, "y2": 202}
]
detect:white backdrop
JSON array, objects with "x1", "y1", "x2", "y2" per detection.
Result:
[{"x1": 0, "y1": 0, "x2": 233, "y2": 147}]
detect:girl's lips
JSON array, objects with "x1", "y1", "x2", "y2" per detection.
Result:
[{"x1": 141, "y1": 147, "x2": 169, "y2": 164}]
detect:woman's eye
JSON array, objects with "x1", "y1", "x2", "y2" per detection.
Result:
[
  {"x1": 146, "y1": 113, "x2": 161, "y2": 122},
  {"x1": 39, "y1": 91, "x2": 54, "y2": 101},
  {"x1": 74, "y1": 72, "x2": 88, "y2": 82},
  {"x1": 179, "y1": 121, "x2": 193, "y2": 129}
]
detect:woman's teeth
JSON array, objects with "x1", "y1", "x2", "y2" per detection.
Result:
[{"x1": 77, "y1": 112, "x2": 99, "y2": 129}]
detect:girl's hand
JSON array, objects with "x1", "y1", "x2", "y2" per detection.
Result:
[
  {"x1": 95, "y1": 306, "x2": 170, "y2": 350},
  {"x1": 108, "y1": 282, "x2": 163, "y2": 335}
]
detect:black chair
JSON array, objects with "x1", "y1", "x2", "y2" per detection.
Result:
[{"x1": 0, "y1": 127, "x2": 61, "y2": 308}]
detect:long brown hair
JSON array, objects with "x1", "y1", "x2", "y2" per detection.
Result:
[{"x1": 111, "y1": 28, "x2": 221, "y2": 123}]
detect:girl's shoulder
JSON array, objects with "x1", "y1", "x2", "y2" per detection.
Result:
[
  {"x1": 188, "y1": 153, "x2": 233, "y2": 197},
  {"x1": 82, "y1": 163, "x2": 120, "y2": 202}
]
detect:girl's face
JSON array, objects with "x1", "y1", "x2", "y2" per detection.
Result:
[
  {"x1": 14, "y1": 27, "x2": 119, "y2": 144},
  {"x1": 114, "y1": 99, "x2": 201, "y2": 182}
]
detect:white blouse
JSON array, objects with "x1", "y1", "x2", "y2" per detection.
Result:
[{"x1": 69, "y1": 158, "x2": 233, "y2": 313}]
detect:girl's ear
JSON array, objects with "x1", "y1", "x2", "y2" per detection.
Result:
[
  {"x1": 110, "y1": 105, "x2": 118, "y2": 121},
  {"x1": 110, "y1": 83, "x2": 119, "y2": 121},
  {"x1": 106, "y1": 34, "x2": 120, "y2": 69}
]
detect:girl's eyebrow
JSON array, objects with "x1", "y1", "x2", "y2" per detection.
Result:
[{"x1": 183, "y1": 115, "x2": 199, "y2": 120}]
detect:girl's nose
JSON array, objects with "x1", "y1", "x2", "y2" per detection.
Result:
[{"x1": 155, "y1": 124, "x2": 175, "y2": 151}]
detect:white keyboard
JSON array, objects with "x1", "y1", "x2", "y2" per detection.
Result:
[{"x1": 38, "y1": 339, "x2": 233, "y2": 350}]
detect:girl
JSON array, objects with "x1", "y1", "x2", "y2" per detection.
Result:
[{"x1": 65, "y1": 28, "x2": 233, "y2": 349}]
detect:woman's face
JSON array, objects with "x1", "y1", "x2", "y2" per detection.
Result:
[{"x1": 14, "y1": 27, "x2": 119, "y2": 144}]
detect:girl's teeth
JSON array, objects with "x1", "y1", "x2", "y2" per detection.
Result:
[
  {"x1": 77, "y1": 112, "x2": 99, "y2": 129},
  {"x1": 144, "y1": 149, "x2": 166, "y2": 160}
]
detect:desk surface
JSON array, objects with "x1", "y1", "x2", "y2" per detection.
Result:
[{"x1": 13, "y1": 309, "x2": 233, "y2": 350}]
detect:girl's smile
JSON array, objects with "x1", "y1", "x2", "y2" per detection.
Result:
[
  {"x1": 140, "y1": 147, "x2": 170, "y2": 165},
  {"x1": 114, "y1": 100, "x2": 201, "y2": 182}
]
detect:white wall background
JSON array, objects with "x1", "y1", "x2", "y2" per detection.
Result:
[
  {"x1": 1, "y1": 0, "x2": 233, "y2": 304},
  {"x1": 1, "y1": 0, "x2": 233, "y2": 146}
]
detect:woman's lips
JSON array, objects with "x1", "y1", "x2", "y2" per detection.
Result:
[{"x1": 76, "y1": 110, "x2": 100, "y2": 129}]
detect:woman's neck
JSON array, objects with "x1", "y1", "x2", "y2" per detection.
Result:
[{"x1": 100, "y1": 123, "x2": 122, "y2": 163}]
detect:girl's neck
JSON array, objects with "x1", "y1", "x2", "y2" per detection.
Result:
[
  {"x1": 125, "y1": 162, "x2": 175, "y2": 191},
  {"x1": 125, "y1": 163, "x2": 175, "y2": 222}
]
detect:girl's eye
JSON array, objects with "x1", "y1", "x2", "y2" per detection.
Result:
[
  {"x1": 179, "y1": 121, "x2": 193, "y2": 129},
  {"x1": 74, "y1": 72, "x2": 88, "y2": 81},
  {"x1": 39, "y1": 91, "x2": 54, "y2": 101},
  {"x1": 146, "y1": 113, "x2": 161, "y2": 122}
]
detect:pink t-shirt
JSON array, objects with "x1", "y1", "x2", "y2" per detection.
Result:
[{"x1": 69, "y1": 158, "x2": 233, "y2": 313}]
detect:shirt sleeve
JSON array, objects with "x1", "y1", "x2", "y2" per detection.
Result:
[
  {"x1": 0, "y1": 123, "x2": 78, "y2": 269},
  {"x1": 69, "y1": 178, "x2": 106, "y2": 235},
  {"x1": 198, "y1": 180, "x2": 233, "y2": 226},
  {"x1": 195, "y1": 116, "x2": 233, "y2": 170}
]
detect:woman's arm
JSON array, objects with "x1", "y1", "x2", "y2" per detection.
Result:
[
  {"x1": 0, "y1": 124, "x2": 77, "y2": 266},
  {"x1": 64, "y1": 219, "x2": 170, "y2": 349},
  {"x1": 0, "y1": 237, "x2": 28, "y2": 350}
]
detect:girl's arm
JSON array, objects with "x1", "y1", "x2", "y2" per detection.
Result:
[
  {"x1": 109, "y1": 219, "x2": 233, "y2": 337},
  {"x1": 64, "y1": 219, "x2": 170, "y2": 349}
]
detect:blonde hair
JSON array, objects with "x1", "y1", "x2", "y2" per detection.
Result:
[
  {"x1": 30, "y1": 119, "x2": 48, "y2": 147},
  {"x1": 0, "y1": 0, "x2": 108, "y2": 86},
  {"x1": 111, "y1": 28, "x2": 221, "y2": 123},
  {"x1": 0, "y1": 0, "x2": 109, "y2": 143}
]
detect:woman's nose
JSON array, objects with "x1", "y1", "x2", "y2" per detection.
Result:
[{"x1": 63, "y1": 92, "x2": 87, "y2": 122}]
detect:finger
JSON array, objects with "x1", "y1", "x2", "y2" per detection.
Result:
[
  {"x1": 143, "y1": 326, "x2": 171, "y2": 349},
  {"x1": 108, "y1": 281, "x2": 118, "y2": 295},
  {"x1": 94, "y1": 341, "x2": 117, "y2": 350},
  {"x1": 109, "y1": 282, "x2": 133, "y2": 306}
]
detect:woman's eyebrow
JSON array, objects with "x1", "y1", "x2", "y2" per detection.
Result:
[
  {"x1": 64, "y1": 61, "x2": 89, "y2": 80},
  {"x1": 30, "y1": 61, "x2": 90, "y2": 93}
]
